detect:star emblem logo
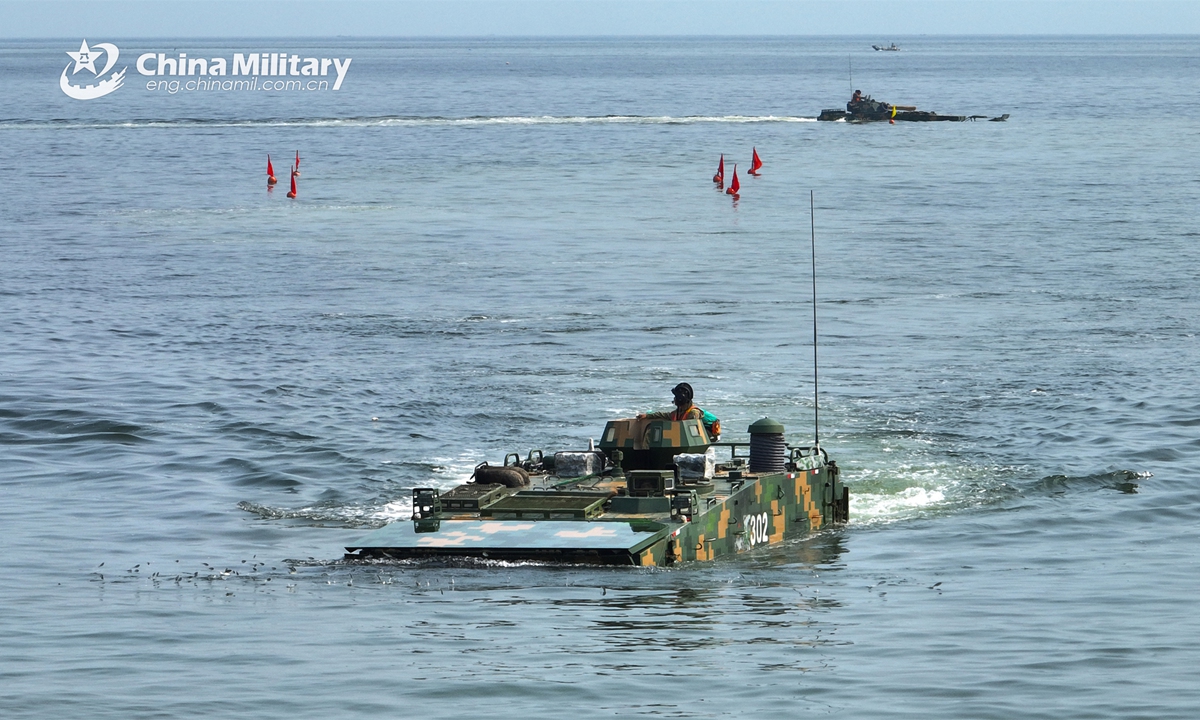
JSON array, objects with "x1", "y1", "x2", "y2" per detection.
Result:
[
  {"x1": 66, "y1": 40, "x2": 99, "y2": 75},
  {"x1": 59, "y1": 40, "x2": 125, "y2": 100}
]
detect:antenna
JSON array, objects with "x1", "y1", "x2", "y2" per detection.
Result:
[
  {"x1": 810, "y1": 190, "x2": 820, "y2": 449},
  {"x1": 848, "y1": 55, "x2": 853, "y2": 95}
]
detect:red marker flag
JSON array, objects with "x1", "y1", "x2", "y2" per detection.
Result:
[{"x1": 749, "y1": 147, "x2": 763, "y2": 175}]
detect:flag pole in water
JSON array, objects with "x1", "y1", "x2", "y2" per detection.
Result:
[
  {"x1": 713, "y1": 154, "x2": 724, "y2": 185},
  {"x1": 294, "y1": 150, "x2": 301, "y2": 177},
  {"x1": 725, "y1": 164, "x2": 740, "y2": 196},
  {"x1": 287, "y1": 171, "x2": 297, "y2": 199},
  {"x1": 267, "y1": 155, "x2": 277, "y2": 186},
  {"x1": 809, "y1": 189, "x2": 819, "y2": 449}
]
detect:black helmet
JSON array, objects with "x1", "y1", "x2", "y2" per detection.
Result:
[{"x1": 672, "y1": 382, "x2": 694, "y2": 404}]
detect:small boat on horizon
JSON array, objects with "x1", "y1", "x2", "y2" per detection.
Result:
[{"x1": 872, "y1": 43, "x2": 901, "y2": 52}]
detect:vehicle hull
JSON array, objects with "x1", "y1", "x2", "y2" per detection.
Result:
[{"x1": 346, "y1": 463, "x2": 848, "y2": 566}]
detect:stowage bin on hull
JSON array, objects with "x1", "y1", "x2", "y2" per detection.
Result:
[{"x1": 345, "y1": 416, "x2": 849, "y2": 566}]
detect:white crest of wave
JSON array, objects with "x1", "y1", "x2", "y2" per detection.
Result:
[
  {"x1": 851, "y1": 486, "x2": 947, "y2": 525},
  {"x1": 1, "y1": 115, "x2": 817, "y2": 130},
  {"x1": 372, "y1": 499, "x2": 413, "y2": 523},
  {"x1": 367, "y1": 452, "x2": 485, "y2": 523}
]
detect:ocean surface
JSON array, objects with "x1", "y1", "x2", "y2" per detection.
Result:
[{"x1": 3, "y1": 35, "x2": 1200, "y2": 718}]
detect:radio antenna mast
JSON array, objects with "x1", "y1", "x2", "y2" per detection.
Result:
[
  {"x1": 848, "y1": 55, "x2": 853, "y2": 95},
  {"x1": 810, "y1": 190, "x2": 820, "y2": 449}
]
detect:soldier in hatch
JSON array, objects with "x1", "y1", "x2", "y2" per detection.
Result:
[{"x1": 638, "y1": 383, "x2": 722, "y2": 439}]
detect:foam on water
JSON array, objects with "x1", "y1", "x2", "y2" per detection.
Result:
[
  {"x1": 0, "y1": 114, "x2": 818, "y2": 130},
  {"x1": 851, "y1": 486, "x2": 947, "y2": 524}
]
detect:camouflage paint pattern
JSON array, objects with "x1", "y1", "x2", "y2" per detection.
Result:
[
  {"x1": 599, "y1": 418, "x2": 711, "y2": 451},
  {"x1": 600, "y1": 418, "x2": 712, "y2": 471}
]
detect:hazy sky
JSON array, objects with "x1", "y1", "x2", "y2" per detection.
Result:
[{"x1": 3, "y1": 0, "x2": 1199, "y2": 37}]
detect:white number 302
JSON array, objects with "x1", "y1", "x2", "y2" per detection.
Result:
[{"x1": 745, "y1": 512, "x2": 770, "y2": 546}]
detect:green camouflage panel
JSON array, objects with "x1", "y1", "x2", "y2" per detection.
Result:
[
  {"x1": 599, "y1": 417, "x2": 711, "y2": 451},
  {"x1": 599, "y1": 418, "x2": 711, "y2": 471},
  {"x1": 666, "y1": 466, "x2": 839, "y2": 563}
]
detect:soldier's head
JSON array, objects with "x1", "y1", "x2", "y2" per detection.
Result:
[{"x1": 672, "y1": 382, "x2": 694, "y2": 408}]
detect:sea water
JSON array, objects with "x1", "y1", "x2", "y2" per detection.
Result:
[{"x1": 2, "y1": 36, "x2": 1200, "y2": 718}]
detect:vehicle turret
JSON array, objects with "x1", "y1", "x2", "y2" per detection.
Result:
[{"x1": 598, "y1": 417, "x2": 711, "y2": 471}]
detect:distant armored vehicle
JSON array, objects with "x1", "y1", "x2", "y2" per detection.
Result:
[
  {"x1": 819, "y1": 91, "x2": 1009, "y2": 123},
  {"x1": 345, "y1": 416, "x2": 848, "y2": 565}
]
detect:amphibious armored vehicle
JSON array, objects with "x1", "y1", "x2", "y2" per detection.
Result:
[
  {"x1": 818, "y1": 92, "x2": 1009, "y2": 123},
  {"x1": 345, "y1": 416, "x2": 848, "y2": 566}
]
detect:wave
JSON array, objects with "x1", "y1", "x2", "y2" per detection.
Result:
[
  {"x1": 0, "y1": 114, "x2": 818, "y2": 130},
  {"x1": 0, "y1": 413, "x2": 154, "y2": 447},
  {"x1": 849, "y1": 466, "x2": 1150, "y2": 527},
  {"x1": 239, "y1": 498, "x2": 412, "y2": 527},
  {"x1": 1031, "y1": 469, "x2": 1148, "y2": 495}
]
